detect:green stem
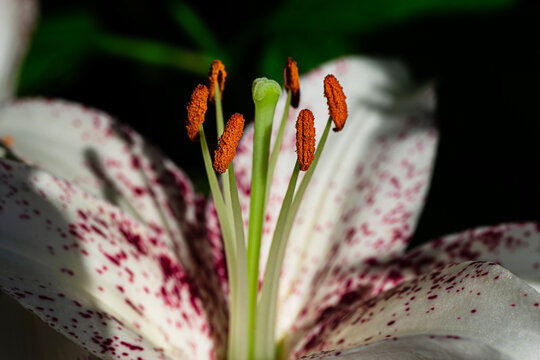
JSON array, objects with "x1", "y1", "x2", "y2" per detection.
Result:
[
  {"x1": 255, "y1": 163, "x2": 300, "y2": 360},
  {"x1": 285, "y1": 117, "x2": 332, "y2": 234},
  {"x1": 229, "y1": 164, "x2": 247, "y2": 262},
  {"x1": 199, "y1": 127, "x2": 240, "y2": 359},
  {"x1": 229, "y1": 164, "x2": 249, "y2": 359},
  {"x1": 265, "y1": 90, "x2": 292, "y2": 205},
  {"x1": 247, "y1": 78, "x2": 281, "y2": 359},
  {"x1": 214, "y1": 86, "x2": 235, "y2": 239},
  {"x1": 214, "y1": 84, "x2": 225, "y2": 136}
]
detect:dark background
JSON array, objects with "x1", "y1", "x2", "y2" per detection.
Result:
[{"x1": 16, "y1": 0, "x2": 540, "y2": 248}]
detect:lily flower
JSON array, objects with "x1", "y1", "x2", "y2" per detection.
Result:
[{"x1": 1, "y1": 2, "x2": 540, "y2": 360}]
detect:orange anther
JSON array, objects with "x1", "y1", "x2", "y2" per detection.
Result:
[
  {"x1": 284, "y1": 57, "x2": 300, "y2": 108},
  {"x1": 295, "y1": 109, "x2": 316, "y2": 171},
  {"x1": 208, "y1": 60, "x2": 227, "y2": 102},
  {"x1": 323, "y1": 74, "x2": 348, "y2": 132},
  {"x1": 213, "y1": 113, "x2": 245, "y2": 173},
  {"x1": 0, "y1": 135, "x2": 14, "y2": 147},
  {"x1": 186, "y1": 84, "x2": 209, "y2": 141}
]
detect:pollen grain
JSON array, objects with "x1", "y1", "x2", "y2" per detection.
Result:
[
  {"x1": 213, "y1": 113, "x2": 245, "y2": 173},
  {"x1": 323, "y1": 74, "x2": 348, "y2": 131},
  {"x1": 284, "y1": 57, "x2": 300, "y2": 108},
  {"x1": 208, "y1": 60, "x2": 227, "y2": 102},
  {"x1": 186, "y1": 84, "x2": 209, "y2": 141},
  {"x1": 296, "y1": 109, "x2": 316, "y2": 171}
]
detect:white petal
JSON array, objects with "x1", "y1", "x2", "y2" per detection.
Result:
[
  {"x1": 231, "y1": 56, "x2": 438, "y2": 337},
  {"x1": 298, "y1": 334, "x2": 513, "y2": 360},
  {"x1": 292, "y1": 261, "x2": 540, "y2": 360},
  {"x1": 0, "y1": 0, "x2": 36, "y2": 101},
  {"x1": 0, "y1": 99, "x2": 229, "y2": 342},
  {"x1": 0, "y1": 159, "x2": 218, "y2": 359},
  {"x1": 0, "y1": 99, "x2": 192, "y2": 250},
  {"x1": 388, "y1": 222, "x2": 540, "y2": 293}
]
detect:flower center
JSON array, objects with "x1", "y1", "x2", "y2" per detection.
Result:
[{"x1": 185, "y1": 59, "x2": 348, "y2": 360}]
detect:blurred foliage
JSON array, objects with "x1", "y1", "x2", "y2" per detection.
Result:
[
  {"x1": 18, "y1": 0, "x2": 516, "y2": 93},
  {"x1": 18, "y1": 12, "x2": 98, "y2": 92},
  {"x1": 261, "y1": 0, "x2": 515, "y2": 78}
]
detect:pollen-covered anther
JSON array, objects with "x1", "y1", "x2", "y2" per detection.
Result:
[
  {"x1": 186, "y1": 84, "x2": 209, "y2": 141},
  {"x1": 296, "y1": 109, "x2": 316, "y2": 171},
  {"x1": 0, "y1": 135, "x2": 14, "y2": 147},
  {"x1": 324, "y1": 74, "x2": 348, "y2": 131},
  {"x1": 213, "y1": 113, "x2": 245, "y2": 173},
  {"x1": 284, "y1": 57, "x2": 300, "y2": 108},
  {"x1": 208, "y1": 59, "x2": 227, "y2": 102}
]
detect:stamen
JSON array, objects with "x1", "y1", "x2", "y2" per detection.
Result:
[
  {"x1": 213, "y1": 113, "x2": 245, "y2": 173},
  {"x1": 295, "y1": 109, "x2": 316, "y2": 171},
  {"x1": 284, "y1": 57, "x2": 300, "y2": 108},
  {"x1": 208, "y1": 59, "x2": 227, "y2": 102},
  {"x1": 323, "y1": 74, "x2": 348, "y2": 131},
  {"x1": 186, "y1": 84, "x2": 209, "y2": 141},
  {"x1": 0, "y1": 135, "x2": 14, "y2": 147}
]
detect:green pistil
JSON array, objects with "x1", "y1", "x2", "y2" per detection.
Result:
[
  {"x1": 247, "y1": 78, "x2": 281, "y2": 358},
  {"x1": 256, "y1": 117, "x2": 332, "y2": 360}
]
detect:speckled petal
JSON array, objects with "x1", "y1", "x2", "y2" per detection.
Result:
[
  {"x1": 0, "y1": 292, "x2": 97, "y2": 360},
  {"x1": 230, "y1": 56, "x2": 438, "y2": 337},
  {"x1": 0, "y1": 159, "x2": 218, "y2": 359},
  {"x1": 1, "y1": 99, "x2": 195, "y2": 250},
  {"x1": 298, "y1": 334, "x2": 513, "y2": 360},
  {"x1": 0, "y1": 0, "x2": 36, "y2": 101},
  {"x1": 292, "y1": 261, "x2": 540, "y2": 360},
  {"x1": 0, "y1": 98, "x2": 229, "y2": 346},
  {"x1": 387, "y1": 223, "x2": 540, "y2": 293}
]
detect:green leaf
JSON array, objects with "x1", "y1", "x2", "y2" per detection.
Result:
[
  {"x1": 94, "y1": 34, "x2": 213, "y2": 75},
  {"x1": 18, "y1": 11, "x2": 98, "y2": 94},
  {"x1": 169, "y1": 1, "x2": 225, "y2": 59},
  {"x1": 268, "y1": 0, "x2": 516, "y2": 35}
]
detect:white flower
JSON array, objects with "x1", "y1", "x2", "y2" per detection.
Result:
[{"x1": 0, "y1": 1, "x2": 539, "y2": 359}]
